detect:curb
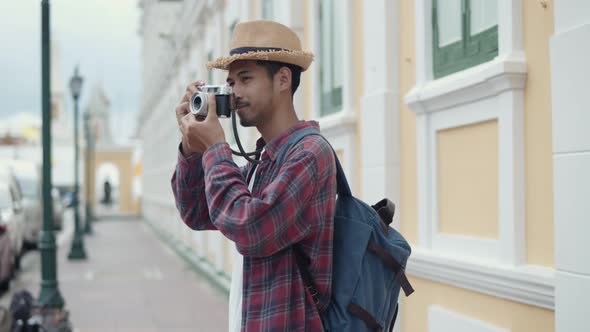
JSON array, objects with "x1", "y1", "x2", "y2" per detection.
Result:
[{"x1": 143, "y1": 219, "x2": 231, "y2": 297}]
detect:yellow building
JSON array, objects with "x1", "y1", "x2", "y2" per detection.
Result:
[{"x1": 138, "y1": 1, "x2": 589, "y2": 331}]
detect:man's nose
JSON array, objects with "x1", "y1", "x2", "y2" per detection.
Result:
[{"x1": 232, "y1": 85, "x2": 243, "y2": 99}]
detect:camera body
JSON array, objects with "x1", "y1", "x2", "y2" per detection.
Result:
[{"x1": 189, "y1": 85, "x2": 233, "y2": 118}]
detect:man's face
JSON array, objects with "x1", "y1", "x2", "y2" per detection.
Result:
[{"x1": 226, "y1": 60, "x2": 275, "y2": 127}]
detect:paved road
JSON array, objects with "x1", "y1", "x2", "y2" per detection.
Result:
[{"x1": 0, "y1": 211, "x2": 229, "y2": 332}]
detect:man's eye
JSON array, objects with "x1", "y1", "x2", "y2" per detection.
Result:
[{"x1": 241, "y1": 77, "x2": 251, "y2": 82}]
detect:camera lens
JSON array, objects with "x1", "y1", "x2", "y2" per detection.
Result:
[
  {"x1": 195, "y1": 96, "x2": 203, "y2": 110},
  {"x1": 190, "y1": 92, "x2": 208, "y2": 115}
]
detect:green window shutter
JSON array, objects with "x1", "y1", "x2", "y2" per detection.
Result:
[
  {"x1": 319, "y1": 0, "x2": 343, "y2": 116},
  {"x1": 432, "y1": 0, "x2": 498, "y2": 79}
]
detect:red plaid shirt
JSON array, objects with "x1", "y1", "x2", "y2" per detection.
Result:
[{"x1": 171, "y1": 121, "x2": 336, "y2": 331}]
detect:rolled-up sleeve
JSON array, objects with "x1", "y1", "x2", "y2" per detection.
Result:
[{"x1": 171, "y1": 144, "x2": 216, "y2": 231}]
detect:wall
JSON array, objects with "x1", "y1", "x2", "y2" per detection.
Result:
[{"x1": 523, "y1": 0, "x2": 555, "y2": 266}]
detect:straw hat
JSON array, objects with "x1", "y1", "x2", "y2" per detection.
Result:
[{"x1": 207, "y1": 20, "x2": 314, "y2": 72}]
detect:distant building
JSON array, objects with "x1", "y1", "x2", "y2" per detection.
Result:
[
  {"x1": 85, "y1": 84, "x2": 113, "y2": 145},
  {"x1": 50, "y1": 41, "x2": 71, "y2": 145},
  {"x1": 0, "y1": 40, "x2": 77, "y2": 189}
]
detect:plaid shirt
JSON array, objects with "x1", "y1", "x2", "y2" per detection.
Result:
[{"x1": 171, "y1": 121, "x2": 336, "y2": 331}]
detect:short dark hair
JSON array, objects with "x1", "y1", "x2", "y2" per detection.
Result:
[{"x1": 255, "y1": 60, "x2": 302, "y2": 96}]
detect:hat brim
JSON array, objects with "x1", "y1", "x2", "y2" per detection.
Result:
[{"x1": 207, "y1": 50, "x2": 314, "y2": 72}]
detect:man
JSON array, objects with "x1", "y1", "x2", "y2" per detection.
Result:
[{"x1": 171, "y1": 21, "x2": 336, "y2": 331}]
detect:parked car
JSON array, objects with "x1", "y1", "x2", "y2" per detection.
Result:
[
  {"x1": 3, "y1": 160, "x2": 43, "y2": 248},
  {"x1": 0, "y1": 166, "x2": 26, "y2": 277},
  {"x1": 0, "y1": 180, "x2": 26, "y2": 266},
  {"x1": 0, "y1": 227, "x2": 14, "y2": 292}
]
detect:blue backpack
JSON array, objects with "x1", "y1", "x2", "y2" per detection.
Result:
[{"x1": 276, "y1": 127, "x2": 415, "y2": 332}]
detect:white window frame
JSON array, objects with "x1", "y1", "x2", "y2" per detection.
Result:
[
  {"x1": 308, "y1": 0, "x2": 355, "y2": 122},
  {"x1": 404, "y1": 0, "x2": 555, "y2": 309},
  {"x1": 407, "y1": 0, "x2": 526, "y2": 265}
]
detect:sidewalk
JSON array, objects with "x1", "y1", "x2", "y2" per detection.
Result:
[{"x1": 0, "y1": 211, "x2": 229, "y2": 332}]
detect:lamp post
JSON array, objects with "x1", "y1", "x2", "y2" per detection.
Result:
[
  {"x1": 84, "y1": 111, "x2": 93, "y2": 234},
  {"x1": 68, "y1": 66, "x2": 87, "y2": 260},
  {"x1": 38, "y1": 0, "x2": 65, "y2": 309}
]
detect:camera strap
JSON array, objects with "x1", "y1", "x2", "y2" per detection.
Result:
[{"x1": 230, "y1": 109, "x2": 263, "y2": 164}]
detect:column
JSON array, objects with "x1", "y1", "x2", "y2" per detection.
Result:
[{"x1": 550, "y1": 1, "x2": 590, "y2": 331}]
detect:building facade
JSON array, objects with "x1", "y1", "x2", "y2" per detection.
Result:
[{"x1": 138, "y1": 1, "x2": 588, "y2": 331}]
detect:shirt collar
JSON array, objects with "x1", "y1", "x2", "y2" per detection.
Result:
[{"x1": 255, "y1": 121, "x2": 320, "y2": 161}]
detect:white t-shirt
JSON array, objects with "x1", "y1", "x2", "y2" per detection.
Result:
[
  {"x1": 228, "y1": 156, "x2": 261, "y2": 332},
  {"x1": 228, "y1": 241, "x2": 244, "y2": 332}
]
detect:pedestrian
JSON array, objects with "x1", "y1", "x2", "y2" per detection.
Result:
[
  {"x1": 171, "y1": 20, "x2": 336, "y2": 331},
  {"x1": 102, "y1": 179, "x2": 112, "y2": 205}
]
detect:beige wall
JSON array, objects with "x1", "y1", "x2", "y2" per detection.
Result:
[
  {"x1": 84, "y1": 147, "x2": 96, "y2": 215},
  {"x1": 398, "y1": 0, "x2": 418, "y2": 243},
  {"x1": 437, "y1": 120, "x2": 499, "y2": 238},
  {"x1": 403, "y1": 277, "x2": 554, "y2": 332},
  {"x1": 523, "y1": 0, "x2": 555, "y2": 267}
]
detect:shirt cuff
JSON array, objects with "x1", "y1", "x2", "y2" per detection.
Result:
[
  {"x1": 202, "y1": 142, "x2": 233, "y2": 170},
  {"x1": 177, "y1": 142, "x2": 202, "y2": 172}
]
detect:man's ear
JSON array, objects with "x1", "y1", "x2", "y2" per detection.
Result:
[{"x1": 276, "y1": 67, "x2": 292, "y2": 93}]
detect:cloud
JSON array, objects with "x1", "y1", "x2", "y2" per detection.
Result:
[{"x1": 0, "y1": 0, "x2": 140, "y2": 134}]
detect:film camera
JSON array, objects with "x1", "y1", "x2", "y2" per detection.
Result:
[{"x1": 189, "y1": 85, "x2": 234, "y2": 118}]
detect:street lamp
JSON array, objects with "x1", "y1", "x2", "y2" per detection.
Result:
[
  {"x1": 84, "y1": 110, "x2": 93, "y2": 234},
  {"x1": 38, "y1": 0, "x2": 65, "y2": 309},
  {"x1": 68, "y1": 66, "x2": 87, "y2": 260}
]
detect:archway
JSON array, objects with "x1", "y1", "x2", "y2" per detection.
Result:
[{"x1": 89, "y1": 145, "x2": 137, "y2": 217}]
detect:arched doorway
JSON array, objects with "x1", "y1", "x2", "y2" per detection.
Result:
[
  {"x1": 90, "y1": 145, "x2": 138, "y2": 217},
  {"x1": 95, "y1": 162, "x2": 120, "y2": 214}
]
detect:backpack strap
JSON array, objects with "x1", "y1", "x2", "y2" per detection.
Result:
[
  {"x1": 293, "y1": 245, "x2": 324, "y2": 311},
  {"x1": 275, "y1": 126, "x2": 352, "y2": 197},
  {"x1": 367, "y1": 242, "x2": 415, "y2": 297},
  {"x1": 275, "y1": 126, "x2": 341, "y2": 312}
]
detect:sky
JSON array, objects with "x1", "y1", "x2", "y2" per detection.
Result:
[{"x1": 0, "y1": 0, "x2": 141, "y2": 143}]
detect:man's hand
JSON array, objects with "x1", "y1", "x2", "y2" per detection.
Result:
[
  {"x1": 176, "y1": 81, "x2": 203, "y2": 156},
  {"x1": 179, "y1": 91, "x2": 226, "y2": 155},
  {"x1": 176, "y1": 81, "x2": 204, "y2": 126}
]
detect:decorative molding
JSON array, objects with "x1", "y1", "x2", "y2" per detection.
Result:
[
  {"x1": 408, "y1": 249, "x2": 555, "y2": 310},
  {"x1": 408, "y1": 75, "x2": 527, "y2": 265},
  {"x1": 318, "y1": 111, "x2": 357, "y2": 136},
  {"x1": 406, "y1": 0, "x2": 527, "y2": 266},
  {"x1": 405, "y1": 54, "x2": 527, "y2": 114}
]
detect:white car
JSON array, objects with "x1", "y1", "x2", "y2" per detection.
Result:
[
  {"x1": 0, "y1": 160, "x2": 42, "y2": 247},
  {"x1": 0, "y1": 168, "x2": 26, "y2": 270}
]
